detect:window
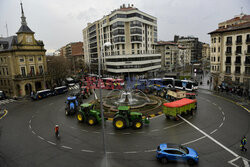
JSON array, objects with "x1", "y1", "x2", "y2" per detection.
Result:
[
  {"x1": 2, "y1": 68, "x2": 5, "y2": 75},
  {"x1": 29, "y1": 57, "x2": 33, "y2": 62},
  {"x1": 132, "y1": 43, "x2": 134, "y2": 49},
  {"x1": 247, "y1": 45, "x2": 250, "y2": 53},
  {"x1": 30, "y1": 66, "x2": 35, "y2": 75},
  {"x1": 214, "y1": 38, "x2": 216, "y2": 43},
  {"x1": 226, "y1": 66, "x2": 231, "y2": 73},
  {"x1": 39, "y1": 65, "x2": 43, "y2": 74},
  {"x1": 20, "y1": 58, "x2": 24, "y2": 62},
  {"x1": 226, "y1": 47, "x2": 232, "y2": 53},
  {"x1": 247, "y1": 34, "x2": 250, "y2": 42},
  {"x1": 235, "y1": 66, "x2": 241, "y2": 74},
  {"x1": 225, "y1": 57, "x2": 231, "y2": 63},
  {"x1": 122, "y1": 44, "x2": 125, "y2": 49},
  {"x1": 6, "y1": 68, "x2": 8, "y2": 75},
  {"x1": 219, "y1": 37, "x2": 221, "y2": 43},
  {"x1": 218, "y1": 47, "x2": 220, "y2": 52},
  {"x1": 235, "y1": 56, "x2": 241, "y2": 64},
  {"x1": 21, "y1": 67, "x2": 26, "y2": 76},
  {"x1": 236, "y1": 35, "x2": 242, "y2": 44},
  {"x1": 236, "y1": 46, "x2": 242, "y2": 54},
  {"x1": 218, "y1": 57, "x2": 220, "y2": 62},
  {"x1": 226, "y1": 36, "x2": 232, "y2": 44}
]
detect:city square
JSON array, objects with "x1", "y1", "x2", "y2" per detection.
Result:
[{"x1": 0, "y1": 0, "x2": 250, "y2": 166}]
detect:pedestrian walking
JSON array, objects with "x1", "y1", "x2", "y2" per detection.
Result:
[
  {"x1": 55, "y1": 125, "x2": 60, "y2": 138},
  {"x1": 240, "y1": 136, "x2": 247, "y2": 152}
]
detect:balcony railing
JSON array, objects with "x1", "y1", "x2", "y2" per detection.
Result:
[
  {"x1": 244, "y1": 61, "x2": 250, "y2": 66},
  {"x1": 236, "y1": 40, "x2": 242, "y2": 45},
  {"x1": 225, "y1": 51, "x2": 232, "y2": 56},
  {"x1": 226, "y1": 41, "x2": 232, "y2": 45},
  {"x1": 225, "y1": 62, "x2": 231, "y2": 65},
  {"x1": 245, "y1": 50, "x2": 250, "y2": 55},
  {"x1": 234, "y1": 61, "x2": 241, "y2": 65},
  {"x1": 235, "y1": 50, "x2": 242, "y2": 55},
  {"x1": 244, "y1": 72, "x2": 250, "y2": 76},
  {"x1": 234, "y1": 72, "x2": 241, "y2": 75},
  {"x1": 14, "y1": 72, "x2": 48, "y2": 80},
  {"x1": 225, "y1": 71, "x2": 231, "y2": 75}
]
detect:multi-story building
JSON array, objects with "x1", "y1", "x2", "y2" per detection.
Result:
[
  {"x1": 59, "y1": 42, "x2": 84, "y2": 74},
  {"x1": 0, "y1": 3, "x2": 49, "y2": 97},
  {"x1": 175, "y1": 35, "x2": 203, "y2": 64},
  {"x1": 82, "y1": 4, "x2": 161, "y2": 78},
  {"x1": 209, "y1": 13, "x2": 250, "y2": 89},
  {"x1": 202, "y1": 43, "x2": 210, "y2": 61}
]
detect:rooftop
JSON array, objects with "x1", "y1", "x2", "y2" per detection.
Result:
[{"x1": 209, "y1": 21, "x2": 250, "y2": 34}]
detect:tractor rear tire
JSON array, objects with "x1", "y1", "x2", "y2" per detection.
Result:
[
  {"x1": 77, "y1": 112, "x2": 84, "y2": 123},
  {"x1": 132, "y1": 118, "x2": 143, "y2": 129},
  {"x1": 87, "y1": 115, "x2": 97, "y2": 126},
  {"x1": 113, "y1": 117, "x2": 126, "y2": 130}
]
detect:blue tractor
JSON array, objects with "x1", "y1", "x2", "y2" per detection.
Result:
[{"x1": 65, "y1": 96, "x2": 79, "y2": 116}]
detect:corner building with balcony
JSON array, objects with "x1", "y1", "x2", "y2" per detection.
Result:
[
  {"x1": 209, "y1": 13, "x2": 250, "y2": 90},
  {"x1": 82, "y1": 4, "x2": 161, "y2": 78},
  {"x1": 0, "y1": 3, "x2": 49, "y2": 97}
]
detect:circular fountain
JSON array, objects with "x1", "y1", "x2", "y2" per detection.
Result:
[{"x1": 103, "y1": 89, "x2": 159, "y2": 111}]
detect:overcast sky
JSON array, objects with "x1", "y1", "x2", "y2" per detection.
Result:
[{"x1": 1, "y1": 0, "x2": 250, "y2": 54}]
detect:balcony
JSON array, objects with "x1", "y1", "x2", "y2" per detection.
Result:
[
  {"x1": 225, "y1": 71, "x2": 231, "y2": 75},
  {"x1": 235, "y1": 51, "x2": 242, "y2": 55},
  {"x1": 244, "y1": 72, "x2": 250, "y2": 76},
  {"x1": 225, "y1": 61, "x2": 231, "y2": 65},
  {"x1": 234, "y1": 72, "x2": 241, "y2": 76},
  {"x1": 236, "y1": 40, "x2": 242, "y2": 45},
  {"x1": 245, "y1": 50, "x2": 250, "y2": 55},
  {"x1": 225, "y1": 51, "x2": 232, "y2": 56},
  {"x1": 234, "y1": 61, "x2": 241, "y2": 65},
  {"x1": 244, "y1": 61, "x2": 250, "y2": 66},
  {"x1": 14, "y1": 72, "x2": 48, "y2": 80},
  {"x1": 226, "y1": 41, "x2": 232, "y2": 45}
]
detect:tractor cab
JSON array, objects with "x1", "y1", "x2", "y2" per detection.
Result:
[
  {"x1": 65, "y1": 96, "x2": 79, "y2": 115},
  {"x1": 81, "y1": 103, "x2": 95, "y2": 113},
  {"x1": 117, "y1": 106, "x2": 130, "y2": 116}
]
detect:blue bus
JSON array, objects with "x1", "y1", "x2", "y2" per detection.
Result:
[{"x1": 53, "y1": 86, "x2": 68, "y2": 95}]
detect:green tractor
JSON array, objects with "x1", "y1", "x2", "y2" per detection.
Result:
[
  {"x1": 113, "y1": 106, "x2": 150, "y2": 130},
  {"x1": 77, "y1": 103, "x2": 102, "y2": 126}
]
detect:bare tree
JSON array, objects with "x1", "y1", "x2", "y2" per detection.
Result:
[{"x1": 47, "y1": 56, "x2": 71, "y2": 86}]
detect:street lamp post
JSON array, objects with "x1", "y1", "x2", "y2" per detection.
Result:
[{"x1": 99, "y1": 42, "x2": 111, "y2": 166}]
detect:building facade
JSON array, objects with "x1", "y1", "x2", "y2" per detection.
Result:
[
  {"x1": 209, "y1": 13, "x2": 250, "y2": 90},
  {"x1": 59, "y1": 42, "x2": 84, "y2": 74},
  {"x1": 82, "y1": 4, "x2": 161, "y2": 78},
  {"x1": 0, "y1": 3, "x2": 49, "y2": 97}
]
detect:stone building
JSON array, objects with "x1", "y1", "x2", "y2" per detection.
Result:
[
  {"x1": 0, "y1": 3, "x2": 49, "y2": 97},
  {"x1": 209, "y1": 13, "x2": 250, "y2": 90}
]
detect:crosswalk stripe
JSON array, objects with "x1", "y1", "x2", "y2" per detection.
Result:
[{"x1": 0, "y1": 99, "x2": 16, "y2": 105}]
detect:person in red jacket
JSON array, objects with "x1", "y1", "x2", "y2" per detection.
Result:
[{"x1": 55, "y1": 125, "x2": 59, "y2": 137}]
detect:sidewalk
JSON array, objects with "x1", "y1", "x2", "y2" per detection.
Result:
[{"x1": 198, "y1": 73, "x2": 250, "y2": 111}]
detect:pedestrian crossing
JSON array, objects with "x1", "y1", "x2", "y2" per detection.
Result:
[
  {"x1": 0, "y1": 99, "x2": 16, "y2": 105},
  {"x1": 68, "y1": 84, "x2": 79, "y2": 90}
]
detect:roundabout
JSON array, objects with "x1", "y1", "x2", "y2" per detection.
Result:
[{"x1": 0, "y1": 89, "x2": 249, "y2": 166}]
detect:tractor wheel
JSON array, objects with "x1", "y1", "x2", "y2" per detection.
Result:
[
  {"x1": 132, "y1": 118, "x2": 143, "y2": 129},
  {"x1": 87, "y1": 115, "x2": 97, "y2": 126},
  {"x1": 113, "y1": 117, "x2": 126, "y2": 130},
  {"x1": 77, "y1": 112, "x2": 84, "y2": 123}
]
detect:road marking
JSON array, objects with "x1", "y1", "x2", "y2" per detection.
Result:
[
  {"x1": 29, "y1": 120, "x2": 31, "y2": 124},
  {"x1": 210, "y1": 129, "x2": 218, "y2": 134},
  {"x1": 228, "y1": 156, "x2": 250, "y2": 167},
  {"x1": 71, "y1": 126, "x2": 76, "y2": 129},
  {"x1": 62, "y1": 146, "x2": 72, "y2": 150},
  {"x1": 29, "y1": 125, "x2": 31, "y2": 129},
  {"x1": 178, "y1": 115, "x2": 239, "y2": 157},
  {"x1": 223, "y1": 117, "x2": 225, "y2": 121},
  {"x1": 0, "y1": 109, "x2": 8, "y2": 120},
  {"x1": 123, "y1": 133, "x2": 131, "y2": 135},
  {"x1": 31, "y1": 130, "x2": 36, "y2": 134},
  {"x1": 38, "y1": 136, "x2": 44, "y2": 140},
  {"x1": 212, "y1": 102, "x2": 217, "y2": 106},
  {"x1": 163, "y1": 121, "x2": 184, "y2": 129},
  {"x1": 124, "y1": 151, "x2": 137, "y2": 154},
  {"x1": 93, "y1": 131, "x2": 100, "y2": 134},
  {"x1": 107, "y1": 132, "x2": 115, "y2": 135},
  {"x1": 182, "y1": 136, "x2": 206, "y2": 145},
  {"x1": 151, "y1": 129, "x2": 159, "y2": 132},
  {"x1": 47, "y1": 141, "x2": 56, "y2": 145},
  {"x1": 81, "y1": 129, "x2": 88, "y2": 132},
  {"x1": 219, "y1": 122, "x2": 224, "y2": 128},
  {"x1": 144, "y1": 149, "x2": 156, "y2": 152},
  {"x1": 206, "y1": 99, "x2": 211, "y2": 102},
  {"x1": 219, "y1": 107, "x2": 222, "y2": 110},
  {"x1": 81, "y1": 149, "x2": 94, "y2": 153},
  {"x1": 106, "y1": 151, "x2": 116, "y2": 154},
  {"x1": 222, "y1": 111, "x2": 225, "y2": 115},
  {"x1": 136, "y1": 131, "x2": 145, "y2": 134}
]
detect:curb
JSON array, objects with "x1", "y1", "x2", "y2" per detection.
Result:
[{"x1": 199, "y1": 88, "x2": 250, "y2": 113}]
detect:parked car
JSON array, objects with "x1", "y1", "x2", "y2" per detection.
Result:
[
  {"x1": 156, "y1": 143, "x2": 199, "y2": 165},
  {"x1": 0, "y1": 91, "x2": 6, "y2": 100},
  {"x1": 31, "y1": 89, "x2": 53, "y2": 100}
]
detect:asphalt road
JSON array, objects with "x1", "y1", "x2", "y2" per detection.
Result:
[{"x1": 0, "y1": 89, "x2": 249, "y2": 167}]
